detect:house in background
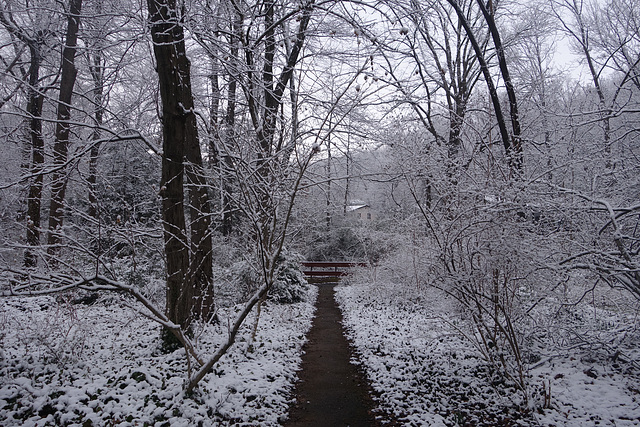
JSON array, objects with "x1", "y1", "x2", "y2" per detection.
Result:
[{"x1": 345, "y1": 200, "x2": 376, "y2": 221}]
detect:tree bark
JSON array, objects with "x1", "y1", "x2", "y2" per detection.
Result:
[
  {"x1": 444, "y1": 0, "x2": 518, "y2": 174},
  {"x1": 207, "y1": 25, "x2": 220, "y2": 171},
  {"x1": 87, "y1": 2, "x2": 105, "y2": 222},
  {"x1": 46, "y1": 0, "x2": 83, "y2": 255},
  {"x1": 87, "y1": 54, "x2": 103, "y2": 221},
  {"x1": 148, "y1": 0, "x2": 193, "y2": 338},
  {"x1": 221, "y1": 10, "x2": 242, "y2": 236},
  {"x1": 476, "y1": 0, "x2": 523, "y2": 171},
  {"x1": 148, "y1": 0, "x2": 215, "y2": 342},
  {"x1": 185, "y1": 111, "x2": 215, "y2": 322},
  {"x1": 0, "y1": 9, "x2": 48, "y2": 267},
  {"x1": 24, "y1": 42, "x2": 45, "y2": 267}
]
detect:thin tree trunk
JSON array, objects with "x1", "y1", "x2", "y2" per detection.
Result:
[
  {"x1": 24, "y1": 42, "x2": 44, "y2": 267},
  {"x1": 444, "y1": 0, "x2": 517, "y2": 173},
  {"x1": 209, "y1": 73, "x2": 219, "y2": 169},
  {"x1": 87, "y1": 1, "x2": 105, "y2": 222},
  {"x1": 583, "y1": 40, "x2": 611, "y2": 152},
  {"x1": 476, "y1": 0, "x2": 523, "y2": 171},
  {"x1": 343, "y1": 133, "x2": 350, "y2": 215},
  {"x1": 46, "y1": 0, "x2": 83, "y2": 255},
  {"x1": 207, "y1": 23, "x2": 220, "y2": 170},
  {"x1": 220, "y1": 10, "x2": 242, "y2": 236},
  {"x1": 185, "y1": 116, "x2": 215, "y2": 322},
  {"x1": 88, "y1": 50, "x2": 103, "y2": 221},
  {"x1": 326, "y1": 124, "x2": 332, "y2": 229},
  {"x1": 276, "y1": 19, "x2": 300, "y2": 169},
  {"x1": 260, "y1": 0, "x2": 277, "y2": 158}
]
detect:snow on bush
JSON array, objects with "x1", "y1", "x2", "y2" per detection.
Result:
[
  {"x1": 215, "y1": 251, "x2": 309, "y2": 305},
  {"x1": 269, "y1": 252, "x2": 309, "y2": 304},
  {"x1": 337, "y1": 279, "x2": 531, "y2": 426}
]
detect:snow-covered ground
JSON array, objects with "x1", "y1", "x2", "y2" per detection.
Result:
[
  {"x1": 0, "y1": 287, "x2": 317, "y2": 426},
  {"x1": 2, "y1": 275, "x2": 639, "y2": 427},
  {"x1": 336, "y1": 280, "x2": 640, "y2": 426}
]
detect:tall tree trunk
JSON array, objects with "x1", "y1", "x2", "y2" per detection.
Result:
[
  {"x1": 220, "y1": 10, "x2": 242, "y2": 236},
  {"x1": 445, "y1": 0, "x2": 518, "y2": 174},
  {"x1": 260, "y1": 0, "x2": 277, "y2": 157},
  {"x1": 46, "y1": 0, "x2": 83, "y2": 255},
  {"x1": 207, "y1": 37, "x2": 234, "y2": 238},
  {"x1": 583, "y1": 34, "x2": 612, "y2": 154},
  {"x1": 24, "y1": 42, "x2": 44, "y2": 267},
  {"x1": 88, "y1": 51, "x2": 103, "y2": 221},
  {"x1": 0, "y1": 10, "x2": 48, "y2": 267},
  {"x1": 87, "y1": 1, "x2": 105, "y2": 222},
  {"x1": 148, "y1": 0, "x2": 192, "y2": 337},
  {"x1": 185, "y1": 116, "x2": 215, "y2": 322},
  {"x1": 476, "y1": 0, "x2": 523, "y2": 171},
  {"x1": 326, "y1": 124, "x2": 332, "y2": 229},
  {"x1": 343, "y1": 133, "x2": 350, "y2": 215},
  {"x1": 208, "y1": 54, "x2": 220, "y2": 169},
  {"x1": 148, "y1": 0, "x2": 215, "y2": 343}
]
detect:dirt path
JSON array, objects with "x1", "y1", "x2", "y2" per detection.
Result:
[{"x1": 285, "y1": 284, "x2": 379, "y2": 426}]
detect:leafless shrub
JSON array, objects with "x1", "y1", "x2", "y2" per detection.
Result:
[{"x1": 8, "y1": 299, "x2": 91, "y2": 366}]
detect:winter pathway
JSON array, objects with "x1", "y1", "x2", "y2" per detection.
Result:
[{"x1": 285, "y1": 284, "x2": 379, "y2": 426}]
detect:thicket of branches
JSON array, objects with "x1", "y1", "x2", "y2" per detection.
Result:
[
  {"x1": 296, "y1": 0, "x2": 640, "y2": 409},
  {"x1": 0, "y1": 0, "x2": 638, "y2": 405}
]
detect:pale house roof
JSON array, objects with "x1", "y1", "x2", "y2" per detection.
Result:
[{"x1": 346, "y1": 204, "x2": 369, "y2": 212}]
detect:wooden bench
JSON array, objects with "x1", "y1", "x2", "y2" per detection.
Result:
[{"x1": 301, "y1": 261, "x2": 367, "y2": 284}]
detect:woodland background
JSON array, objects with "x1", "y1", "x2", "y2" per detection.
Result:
[{"x1": 0, "y1": 0, "x2": 639, "y2": 425}]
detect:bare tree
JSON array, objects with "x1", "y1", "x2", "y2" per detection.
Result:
[
  {"x1": 378, "y1": 0, "x2": 521, "y2": 175},
  {"x1": 593, "y1": 0, "x2": 640, "y2": 91},
  {"x1": 85, "y1": 0, "x2": 106, "y2": 221},
  {"x1": 147, "y1": 0, "x2": 215, "y2": 346},
  {"x1": 392, "y1": 0, "x2": 485, "y2": 162},
  {"x1": 438, "y1": 0, "x2": 512, "y2": 173},
  {"x1": 508, "y1": 7, "x2": 559, "y2": 177},
  {"x1": 46, "y1": 0, "x2": 83, "y2": 256},
  {"x1": 219, "y1": 5, "x2": 242, "y2": 236},
  {"x1": 475, "y1": 0, "x2": 523, "y2": 171},
  {"x1": 551, "y1": 0, "x2": 612, "y2": 153},
  {"x1": 0, "y1": 3, "x2": 52, "y2": 267}
]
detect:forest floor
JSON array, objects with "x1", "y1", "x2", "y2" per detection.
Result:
[
  {"x1": 1, "y1": 278, "x2": 640, "y2": 426},
  {"x1": 0, "y1": 287, "x2": 318, "y2": 426},
  {"x1": 337, "y1": 278, "x2": 640, "y2": 426}
]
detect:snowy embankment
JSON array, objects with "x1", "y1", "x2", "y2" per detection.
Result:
[
  {"x1": 0, "y1": 286, "x2": 317, "y2": 426},
  {"x1": 336, "y1": 280, "x2": 640, "y2": 426}
]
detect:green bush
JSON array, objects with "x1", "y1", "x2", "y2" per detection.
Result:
[{"x1": 269, "y1": 252, "x2": 309, "y2": 304}]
